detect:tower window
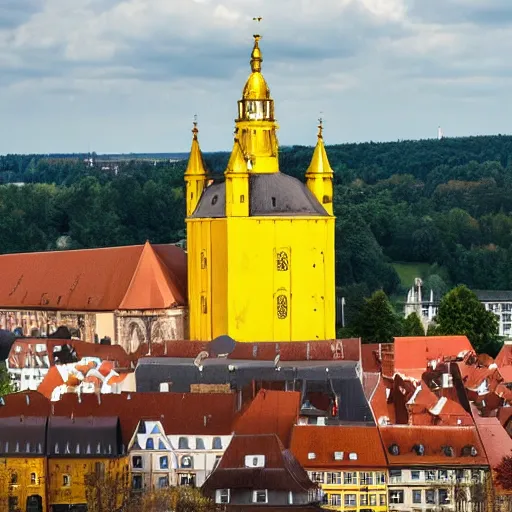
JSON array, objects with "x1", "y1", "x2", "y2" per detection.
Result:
[
  {"x1": 211, "y1": 195, "x2": 218, "y2": 205},
  {"x1": 322, "y1": 195, "x2": 331, "y2": 204},
  {"x1": 240, "y1": 195, "x2": 245, "y2": 203},
  {"x1": 271, "y1": 197, "x2": 276, "y2": 207}
]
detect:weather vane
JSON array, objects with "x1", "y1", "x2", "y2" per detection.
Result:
[{"x1": 318, "y1": 112, "x2": 324, "y2": 138}]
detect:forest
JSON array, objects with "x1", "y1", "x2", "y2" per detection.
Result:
[{"x1": 2, "y1": 134, "x2": 512, "y2": 316}]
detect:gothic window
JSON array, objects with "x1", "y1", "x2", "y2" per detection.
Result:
[
  {"x1": 276, "y1": 251, "x2": 289, "y2": 272},
  {"x1": 277, "y1": 295, "x2": 288, "y2": 320}
]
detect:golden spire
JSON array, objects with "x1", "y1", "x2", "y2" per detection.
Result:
[
  {"x1": 226, "y1": 137, "x2": 248, "y2": 175},
  {"x1": 306, "y1": 117, "x2": 333, "y2": 177},
  {"x1": 250, "y1": 34, "x2": 262, "y2": 73},
  {"x1": 185, "y1": 116, "x2": 207, "y2": 177}
]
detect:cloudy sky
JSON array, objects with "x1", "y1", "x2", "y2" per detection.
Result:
[{"x1": 0, "y1": 0, "x2": 511, "y2": 154}]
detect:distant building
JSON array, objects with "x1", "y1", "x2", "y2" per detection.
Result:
[
  {"x1": 404, "y1": 278, "x2": 438, "y2": 332},
  {"x1": 474, "y1": 290, "x2": 512, "y2": 337},
  {"x1": 0, "y1": 241, "x2": 187, "y2": 354}
]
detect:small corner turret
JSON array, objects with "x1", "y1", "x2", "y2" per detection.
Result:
[
  {"x1": 184, "y1": 118, "x2": 208, "y2": 217},
  {"x1": 305, "y1": 118, "x2": 334, "y2": 216}
]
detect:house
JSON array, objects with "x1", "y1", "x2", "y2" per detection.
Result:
[
  {"x1": 6, "y1": 337, "x2": 131, "y2": 393},
  {"x1": 0, "y1": 241, "x2": 187, "y2": 354},
  {"x1": 0, "y1": 416, "x2": 47, "y2": 512},
  {"x1": 379, "y1": 425, "x2": 489, "y2": 512},
  {"x1": 47, "y1": 416, "x2": 128, "y2": 511},
  {"x1": 128, "y1": 409, "x2": 234, "y2": 491},
  {"x1": 202, "y1": 433, "x2": 321, "y2": 509},
  {"x1": 290, "y1": 425, "x2": 388, "y2": 512}
]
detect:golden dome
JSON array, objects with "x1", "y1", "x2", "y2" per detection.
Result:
[
  {"x1": 243, "y1": 72, "x2": 271, "y2": 100},
  {"x1": 242, "y1": 34, "x2": 271, "y2": 100}
]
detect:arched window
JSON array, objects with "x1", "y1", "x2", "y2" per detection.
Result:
[
  {"x1": 145, "y1": 438, "x2": 154, "y2": 450},
  {"x1": 212, "y1": 437, "x2": 222, "y2": 450},
  {"x1": 181, "y1": 456, "x2": 193, "y2": 469},
  {"x1": 178, "y1": 437, "x2": 189, "y2": 449}
]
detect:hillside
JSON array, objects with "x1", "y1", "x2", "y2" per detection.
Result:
[{"x1": 1, "y1": 134, "x2": 512, "y2": 306}]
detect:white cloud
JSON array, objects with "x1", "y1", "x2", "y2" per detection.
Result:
[{"x1": 0, "y1": 0, "x2": 510, "y2": 153}]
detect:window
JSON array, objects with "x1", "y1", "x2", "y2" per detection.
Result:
[
  {"x1": 132, "y1": 456, "x2": 143, "y2": 469},
  {"x1": 181, "y1": 456, "x2": 193, "y2": 469},
  {"x1": 360, "y1": 472, "x2": 373, "y2": 485},
  {"x1": 456, "y1": 469, "x2": 465, "y2": 482},
  {"x1": 178, "y1": 437, "x2": 189, "y2": 449},
  {"x1": 253, "y1": 490, "x2": 268, "y2": 504},
  {"x1": 158, "y1": 476, "x2": 169, "y2": 488},
  {"x1": 329, "y1": 494, "x2": 341, "y2": 506},
  {"x1": 158, "y1": 439, "x2": 166, "y2": 450},
  {"x1": 216, "y1": 489, "x2": 230, "y2": 504},
  {"x1": 288, "y1": 491, "x2": 293, "y2": 505},
  {"x1": 196, "y1": 438, "x2": 205, "y2": 450},
  {"x1": 370, "y1": 494, "x2": 377, "y2": 506},
  {"x1": 379, "y1": 494, "x2": 386, "y2": 506},
  {"x1": 413, "y1": 490, "x2": 422, "y2": 504},
  {"x1": 326, "y1": 472, "x2": 342, "y2": 485},
  {"x1": 426, "y1": 470, "x2": 436, "y2": 481},
  {"x1": 389, "y1": 469, "x2": 402, "y2": 483},
  {"x1": 360, "y1": 494, "x2": 368, "y2": 506},
  {"x1": 309, "y1": 471, "x2": 324, "y2": 483},
  {"x1": 30, "y1": 473, "x2": 36, "y2": 485},
  {"x1": 439, "y1": 489, "x2": 450, "y2": 504},
  {"x1": 179, "y1": 473, "x2": 196, "y2": 486},
  {"x1": 145, "y1": 438, "x2": 154, "y2": 450},
  {"x1": 10, "y1": 473, "x2": 17, "y2": 485},
  {"x1": 63, "y1": 475, "x2": 71, "y2": 487},
  {"x1": 411, "y1": 470, "x2": 421, "y2": 480},
  {"x1": 344, "y1": 472, "x2": 357, "y2": 485},
  {"x1": 160, "y1": 456, "x2": 168, "y2": 469},
  {"x1": 344, "y1": 494, "x2": 356, "y2": 507},
  {"x1": 212, "y1": 437, "x2": 222, "y2": 450},
  {"x1": 389, "y1": 490, "x2": 404, "y2": 504},
  {"x1": 426, "y1": 490, "x2": 436, "y2": 504},
  {"x1": 377, "y1": 472, "x2": 386, "y2": 484},
  {"x1": 132, "y1": 475, "x2": 143, "y2": 490}
]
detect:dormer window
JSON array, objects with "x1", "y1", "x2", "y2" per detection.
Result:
[
  {"x1": 253, "y1": 490, "x2": 268, "y2": 504},
  {"x1": 244, "y1": 455, "x2": 265, "y2": 468}
]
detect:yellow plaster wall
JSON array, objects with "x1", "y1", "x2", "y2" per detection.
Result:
[
  {"x1": 0, "y1": 457, "x2": 47, "y2": 511},
  {"x1": 187, "y1": 215, "x2": 335, "y2": 342},
  {"x1": 49, "y1": 457, "x2": 129, "y2": 507}
]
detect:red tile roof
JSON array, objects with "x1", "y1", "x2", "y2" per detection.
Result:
[
  {"x1": 473, "y1": 411, "x2": 512, "y2": 469},
  {"x1": 0, "y1": 242, "x2": 186, "y2": 311},
  {"x1": 379, "y1": 425, "x2": 488, "y2": 466},
  {"x1": 369, "y1": 377, "x2": 396, "y2": 425},
  {"x1": 290, "y1": 425, "x2": 387, "y2": 468},
  {"x1": 361, "y1": 343, "x2": 382, "y2": 373},
  {"x1": 144, "y1": 339, "x2": 360, "y2": 362},
  {"x1": 203, "y1": 434, "x2": 316, "y2": 495},
  {"x1": 390, "y1": 336, "x2": 473, "y2": 379},
  {"x1": 0, "y1": 391, "x2": 237, "y2": 445},
  {"x1": 233, "y1": 390, "x2": 300, "y2": 447},
  {"x1": 495, "y1": 344, "x2": 512, "y2": 367}
]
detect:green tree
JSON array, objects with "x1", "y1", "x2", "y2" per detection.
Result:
[
  {"x1": 436, "y1": 285, "x2": 500, "y2": 355},
  {"x1": 0, "y1": 363, "x2": 14, "y2": 398},
  {"x1": 353, "y1": 290, "x2": 402, "y2": 343},
  {"x1": 402, "y1": 312, "x2": 425, "y2": 336}
]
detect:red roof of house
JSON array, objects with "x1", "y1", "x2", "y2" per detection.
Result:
[
  {"x1": 370, "y1": 377, "x2": 396, "y2": 425},
  {"x1": 233, "y1": 390, "x2": 300, "y2": 447},
  {"x1": 0, "y1": 242, "x2": 186, "y2": 311},
  {"x1": 7, "y1": 338, "x2": 131, "y2": 369},
  {"x1": 379, "y1": 425, "x2": 488, "y2": 466},
  {"x1": 473, "y1": 410, "x2": 512, "y2": 469},
  {"x1": 361, "y1": 343, "x2": 382, "y2": 373},
  {"x1": 495, "y1": 344, "x2": 512, "y2": 368},
  {"x1": 141, "y1": 339, "x2": 360, "y2": 362},
  {"x1": 202, "y1": 434, "x2": 316, "y2": 495},
  {"x1": 0, "y1": 391, "x2": 237, "y2": 445},
  {"x1": 392, "y1": 336, "x2": 473, "y2": 378},
  {"x1": 290, "y1": 425, "x2": 387, "y2": 468}
]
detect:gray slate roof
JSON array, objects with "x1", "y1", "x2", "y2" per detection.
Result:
[
  {"x1": 191, "y1": 173, "x2": 328, "y2": 218},
  {"x1": 135, "y1": 358, "x2": 373, "y2": 424},
  {"x1": 474, "y1": 290, "x2": 512, "y2": 302}
]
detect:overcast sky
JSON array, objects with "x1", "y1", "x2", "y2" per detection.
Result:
[{"x1": 0, "y1": 0, "x2": 511, "y2": 154}]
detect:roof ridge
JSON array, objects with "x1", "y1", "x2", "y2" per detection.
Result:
[{"x1": 119, "y1": 241, "x2": 183, "y2": 309}]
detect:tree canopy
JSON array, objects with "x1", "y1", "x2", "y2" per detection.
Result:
[{"x1": 436, "y1": 285, "x2": 500, "y2": 354}]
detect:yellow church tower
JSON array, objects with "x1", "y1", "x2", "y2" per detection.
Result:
[{"x1": 185, "y1": 32, "x2": 336, "y2": 342}]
